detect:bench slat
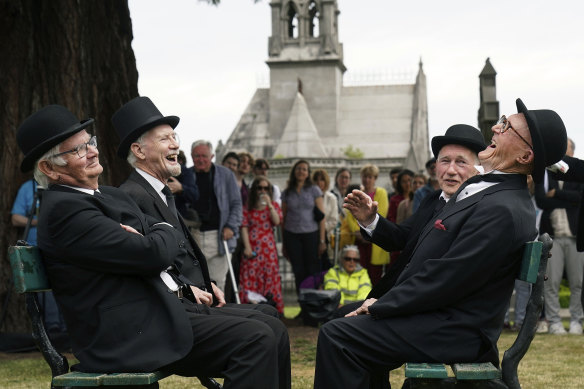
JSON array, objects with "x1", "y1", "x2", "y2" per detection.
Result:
[
  {"x1": 518, "y1": 241, "x2": 542, "y2": 284},
  {"x1": 405, "y1": 363, "x2": 449, "y2": 378},
  {"x1": 101, "y1": 371, "x2": 170, "y2": 385},
  {"x1": 452, "y1": 363, "x2": 501, "y2": 380},
  {"x1": 52, "y1": 372, "x2": 107, "y2": 386},
  {"x1": 8, "y1": 245, "x2": 50, "y2": 293},
  {"x1": 52, "y1": 371, "x2": 169, "y2": 386}
]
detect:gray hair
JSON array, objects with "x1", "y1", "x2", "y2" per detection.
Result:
[
  {"x1": 126, "y1": 132, "x2": 148, "y2": 168},
  {"x1": 191, "y1": 140, "x2": 213, "y2": 154},
  {"x1": 33, "y1": 144, "x2": 67, "y2": 188},
  {"x1": 341, "y1": 245, "x2": 360, "y2": 259}
]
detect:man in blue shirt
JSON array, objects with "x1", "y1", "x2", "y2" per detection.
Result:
[{"x1": 11, "y1": 179, "x2": 67, "y2": 335}]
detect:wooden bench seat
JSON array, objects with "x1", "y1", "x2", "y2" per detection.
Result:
[
  {"x1": 402, "y1": 234, "x2": 552, "y2": 389},
  {"x1": 51, "y1": 371, "x2": 170, "y2": 387}
]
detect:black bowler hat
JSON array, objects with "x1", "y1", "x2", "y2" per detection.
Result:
[
  {"x1": 112, "y1": 96, "x2": 179, "y2": 158},
  {"x1": 16, "y1": 105, "x2": 94, "y2": 172},
  {"x1": 516, "y1": 98, "x2": 567, "y2": 183},
  {"x1": 431, "y1": 124, "x2": 486, "y2": 158}
]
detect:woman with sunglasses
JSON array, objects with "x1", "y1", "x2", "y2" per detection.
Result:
[
  {"x1": 239, "y1": 176, "x2": 284, "y2": 314},
  {"x1": 323, "y1": 245, "x2": 372, "y2": 307}
]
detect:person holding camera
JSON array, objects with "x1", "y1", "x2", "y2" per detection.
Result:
[{"x1": 240, "y1": 177, "x2": 284, "y2": 313}]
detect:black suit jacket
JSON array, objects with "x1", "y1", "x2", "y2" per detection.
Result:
[
  {"x1": 119, "y1": 170, "x2": 212, "y2": 292},
  {"x1": 364, "y1": 190, "x2": 442, "y2": 298},
  {"x1": 37, "y1": 185, "x2": 193, "y2": 373},
  {"x1": 534, "y1": 172, "x2": 581, "y2": 238},
  {"x1": 366, "y1": 175, "x2": 535, "y2": 365},
  {"x1": 554, "y1": 156, "x2": 584, "y2": 251}
]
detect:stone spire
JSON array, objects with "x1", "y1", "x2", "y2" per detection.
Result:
[
  {"x1": 273, "y1": 91, "x2": 327, "y2": 158},
  {"x1": 478, "y1": 58, "x2": 499, "y2": 144},
  {"x1": 405, "y1": 59, "x2": 430, "y2": 169}
]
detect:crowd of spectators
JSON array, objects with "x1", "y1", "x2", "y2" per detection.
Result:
[{"x1": 21, "y1": 136, "x2": 578, "y2": 329}]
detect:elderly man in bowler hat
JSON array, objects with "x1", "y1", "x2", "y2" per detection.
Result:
[
  {"x1": 314, "y1": 99, "x2": 568, "y2": 389},
  {"x1": 16, "y1": 104, "x2": 289, "y2": 389},
  {"x1": 333, "y1": 123, "x2": 486, "y2": 324}
]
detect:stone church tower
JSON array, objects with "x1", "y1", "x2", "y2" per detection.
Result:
[
  {"x1": 477, "y1": 58, "x2": 499, "y2": 144},
  {"x1": 219, "y1": 0, "x2": 430, "y2": 189}
]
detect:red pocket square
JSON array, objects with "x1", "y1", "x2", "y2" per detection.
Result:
[{"x1": 434, "y1": 219, "x2": 446, "y2": 231}]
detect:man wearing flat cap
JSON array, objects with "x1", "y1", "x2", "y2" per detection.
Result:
[
  {"x1": 17, "y1": 104, "x2": 289, "y2": 389},
  {"x1": 314, "y1": 99, "x2": 568, "y2": 389}
]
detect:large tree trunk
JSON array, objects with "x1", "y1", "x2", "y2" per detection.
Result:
[{"x1": 0, "y1": 0, "x2": 138, "y2": 333}]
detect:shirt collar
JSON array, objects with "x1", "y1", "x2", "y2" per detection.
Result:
[
  {"x1": 135, "y1": 168, "x2": 168, "y2": 204},
  {"x1": 60, "y1": 185, "x2": 97, "y2": 196},
  {"x1": 474, "y1": 166, "x2": 511, "y2": 175},
  {"x1": 439, "y1": 191, "x2": 450, "y2": 202},
  {"x1": 135, "y1": 168, "x2": 166, "y2": 192}
]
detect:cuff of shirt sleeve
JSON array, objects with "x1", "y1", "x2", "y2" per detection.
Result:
[{"x1": 358, "y1": 214, "x2": 380, "y2": 236}]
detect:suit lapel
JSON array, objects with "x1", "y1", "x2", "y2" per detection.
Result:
[
  {"x1": 128, "y1": 171, "x2": 180, "y2": 227},
  {"x1": 412, "y1": 174, "x2": 527, "y2": 255}
]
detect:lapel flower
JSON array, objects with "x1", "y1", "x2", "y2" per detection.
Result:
[{"x1": 434, "y1": 219, "x2": 446, "y2": 231}]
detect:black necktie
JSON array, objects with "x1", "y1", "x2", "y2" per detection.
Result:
[
  {"x1": 94, "y1": 190, "x2": 104, "y2": 199},
  {"x1": 433, "y1": 197, "x2": 447, "y2": 216},
  {"x1": 162, "y1": 185, "x2": 179, "y2": 220}
]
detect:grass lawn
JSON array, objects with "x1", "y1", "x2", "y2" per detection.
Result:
[{"x1": 1, "y1": 319, "x2": 583, "y2": 388}]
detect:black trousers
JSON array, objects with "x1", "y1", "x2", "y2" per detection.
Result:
[
  {"x1": 313, "y1": 315, "x2": 432, "y2": 389},
  {"x1": 283, "y1": 229, "x2": 320, "y2": 292},
  {"x1": 163, "y1": 302, "x2": 290, "y2": 389}
]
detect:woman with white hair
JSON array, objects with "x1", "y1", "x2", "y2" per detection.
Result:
[{"x1": 323, "y1": 245, "x2": 372, "y2": 307}]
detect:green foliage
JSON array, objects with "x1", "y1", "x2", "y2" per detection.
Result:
[
  {"x1": 559, "y1": 279, "x2": 571, "y2": 309},
  {"x1": 341, "y1": 145, "x2": 364, "y2": 159},
  {"x1": 273, "y1": 154, "x2": 285, "y2": 160}
]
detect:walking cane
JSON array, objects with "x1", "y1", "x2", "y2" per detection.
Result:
[{"x1": 222, "y1": 240, "x2": 241, "y2": 304}]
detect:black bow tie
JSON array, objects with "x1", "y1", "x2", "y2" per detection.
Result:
[{"x1": 451, "y1": 173, "x2": 510, "y2": 200}]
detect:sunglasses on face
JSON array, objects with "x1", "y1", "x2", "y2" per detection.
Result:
[
  {"x1": 343, "y1": 257, "x2": 359, "y2": 263},
  {"x1": 257, "y1": 186, "x2": 270, "y2": 191}
]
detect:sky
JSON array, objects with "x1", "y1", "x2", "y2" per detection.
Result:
[{"x1": 128, "y1": 0, "x2": 584, "y2": 164}]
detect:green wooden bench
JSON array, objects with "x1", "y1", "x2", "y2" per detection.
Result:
[
  {"x1": 402, "y1": 233, "x2": 552, "y2": 389},
  {"x1": 8, "y1": 243, "x2": 222, "y2": 389}
]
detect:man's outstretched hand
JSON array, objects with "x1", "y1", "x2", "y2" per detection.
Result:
[{"x1": 343, "y1": 190, "x2": 378, "y2": 226}]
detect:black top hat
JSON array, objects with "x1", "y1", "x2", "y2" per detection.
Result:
[
  {"x1": 431, "y1": 124, "x2": 486, "y2": 159},
  {"x1": 112, "y1": 96, "x2": 179, "y2": 158},
  {"x1": 17, "y1": 105, "x2": 94, "y2": 172},
  {"x1": 516, "y1": 98, "x2": 567, "y2": 183}
]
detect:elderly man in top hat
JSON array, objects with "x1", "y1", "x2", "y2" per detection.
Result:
[
  {"x1": 112, "y1": 96, "x2": 290, "y2": 385},
  {"x1": 16, "y1": 104, "x2": 289, "y2": 389},
  {"x1": 314, "y1": 99, "x2": 568, "y2": 389}
]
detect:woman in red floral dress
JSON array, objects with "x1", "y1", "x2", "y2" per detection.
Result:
[{"x1": 239, "y1": 176, "x2": 284, "y2": 314}]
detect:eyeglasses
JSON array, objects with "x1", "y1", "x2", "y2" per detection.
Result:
[
  {"x1": 343, "y1": 257, "x2": 359, "y2": 263},
  {"x1": 53, "y1": 136, "x2": 97, "y2": 158},
  {"x1": 257, "y1": 185, "x2": 270, "y2": 191},
  {"x1": 158, "y1": 131, "x2": 180, "y2": 146},
  {"x1": 496, "y1": 115, "x2": 533, "y2": 150}
]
